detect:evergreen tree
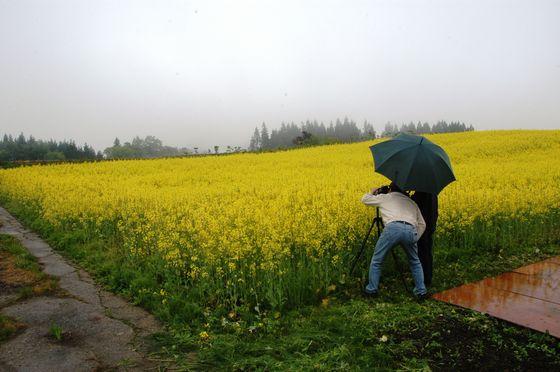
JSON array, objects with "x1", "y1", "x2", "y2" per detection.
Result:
[
  {"x1": 327, "y1": 121, "x2": 335, "y2": 137},
  {"x1": 260, "y1": 122, "x2": 270, "y2": 150},
  {"x1": 362, "y1": 120, "x2": 376, "y2": 139},
  {"x1": 319, "y1": 122, "x2": 327, "y2": 137},
  {"x1": 382, "y1": 122, "x2": 398, "y2": 137},
  {"x1": 249, "y1": 127, "x2": 261, "y2": 151}
]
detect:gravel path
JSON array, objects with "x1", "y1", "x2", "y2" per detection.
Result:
[{"x1": 0, "y1": 207, "x2": 167, "y2": 371}]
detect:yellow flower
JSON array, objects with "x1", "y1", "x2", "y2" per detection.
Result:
[{"x1": 199, "y1": 331, "x2": 210, "y2": 341}]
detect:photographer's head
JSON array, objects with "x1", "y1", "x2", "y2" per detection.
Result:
[{"x1": 372, "y1": 182, "x2": 405, "y2": 195}]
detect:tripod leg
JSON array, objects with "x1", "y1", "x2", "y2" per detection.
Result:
[{"x1": 350, "y1": 217, "x2": 376, "y2": 275}]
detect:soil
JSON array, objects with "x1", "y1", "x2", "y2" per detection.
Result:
[{"x1": 394, "y1": 311, "x2": 560, "y2": 371}]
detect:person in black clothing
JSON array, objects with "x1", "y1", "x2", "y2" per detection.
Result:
[{"x1": 410, "y1": 191, "x2": 438, "y2": 287}]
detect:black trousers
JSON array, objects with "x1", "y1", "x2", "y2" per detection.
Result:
[{"x1": 417, "y1": 230, "x2": 434, "y2": 286}]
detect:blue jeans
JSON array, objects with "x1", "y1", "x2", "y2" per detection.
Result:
[{"x1": 365, "y1": 221, "x2": 427, "y2": 296}]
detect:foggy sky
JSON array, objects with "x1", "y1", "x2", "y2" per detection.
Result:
[{"x1": 1, "y1": 0, "x2": 559, "y2": 151}]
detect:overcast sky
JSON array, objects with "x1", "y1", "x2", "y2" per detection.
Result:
[{"x1": 1, "y1": 0, "x2": 559, "y2": 151}]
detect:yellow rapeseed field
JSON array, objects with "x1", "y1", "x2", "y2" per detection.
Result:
[{"x1": 1, "y1": 130, "x2": 559, "y2": 308}]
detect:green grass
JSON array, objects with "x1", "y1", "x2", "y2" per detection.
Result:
[
  {"x1": 0, "y1": 234, "x2": 40, "y2": 271},
  {"x1": 156, "y1": 296, "x2": 560, "y2": 370},
  {"x1": 48, "y1": 323, "x2": 63, "y2": 341},
  {"x1": 1, "y1": 200, "x2": 559, "y2": 369}
]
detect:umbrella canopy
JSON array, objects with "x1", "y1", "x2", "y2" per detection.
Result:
[{"x1": 369, "y1": 133, "x2": 456, "y2": 194}]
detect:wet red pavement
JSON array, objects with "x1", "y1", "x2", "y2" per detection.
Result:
[{"x1": 432, "y1": 256, "x2": 560, "y2": 338}]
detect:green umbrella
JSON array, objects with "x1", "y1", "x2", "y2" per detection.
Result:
[{"x1": 369, "y1": 133, "x2": 456, "y2": 194}]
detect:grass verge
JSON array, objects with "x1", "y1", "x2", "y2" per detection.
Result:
[
  {"x1": 0, "y1": 233, "x2": 60, "y2": 343},
  {"x1": 0, "y1": 234, "x2": 59, "y2": 299}
]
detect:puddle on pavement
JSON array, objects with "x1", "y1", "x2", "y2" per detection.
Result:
[{"x1": 433, "y1": 257, "x2": 560, "y2": 338}]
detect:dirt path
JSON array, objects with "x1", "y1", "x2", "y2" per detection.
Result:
[{"x1": 0, "y1": 207, "x2": 168, "y2": 371}]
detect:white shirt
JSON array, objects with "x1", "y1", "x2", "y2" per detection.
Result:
[{"x1": 361, "y1": 191, "x2": 426, "y2": 238}]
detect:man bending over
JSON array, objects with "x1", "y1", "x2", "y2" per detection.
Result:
[{"x1": 361, "y1": 182, "x2": 427, "y2": 299}]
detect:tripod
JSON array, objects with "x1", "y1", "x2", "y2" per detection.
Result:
[{"x1": 350, "y1": 208, "x2": 409, "y2": 290}]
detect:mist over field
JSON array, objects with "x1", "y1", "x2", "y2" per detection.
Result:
[{"x1": 1, "y1": 0, "x2": 559, "y2": 152}]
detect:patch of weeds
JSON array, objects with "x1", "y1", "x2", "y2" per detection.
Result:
[
  {"x1": 0, "y1": 234, "x2": 60, "y2": 299},
  {"x1": 116, "y1": 358, "x2": 137, "y2": 368},
  {"x1": 31, "y1": 277, "x2": 59, "y2": 296},
  {"x1": 0, "y1": 315, "x2": 25, "y2": 343},
  {"x1": 16, "y1": 286, "x2": 34, "y2": 299},
  {"x1": 48, "y1": 323, "x2": 63, "y2": 341}
]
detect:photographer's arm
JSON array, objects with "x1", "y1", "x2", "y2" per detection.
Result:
[{"x1": 361, "y1": 192, "x2": 386, "y2": 206}]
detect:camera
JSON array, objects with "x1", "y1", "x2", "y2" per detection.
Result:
[{"x1": 374, "y1": 185, "x2": 391, "y2": 195}]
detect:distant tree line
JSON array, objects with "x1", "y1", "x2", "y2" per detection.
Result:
[
  {"x1": 0, "y1": 133, "x2": 246, "y2": 163},
  {"x1": 249, "y1": 118, "x2": 376, "y2": 151},
  {"x1": 103, "y1": 136, "x2": 191, "y2": 159},
  {"x1": 248, "y1": 119, "x2": 473, "y2": 151},
  {"x1": 0, "y1": 133, "x2": 101, "y2": 161},
  {"x1": 381, "y1": 121, "x2": 474, "y2": 137},
  {"x1": 1, "y1": 120, "x2": 474, "y2": 162}
]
